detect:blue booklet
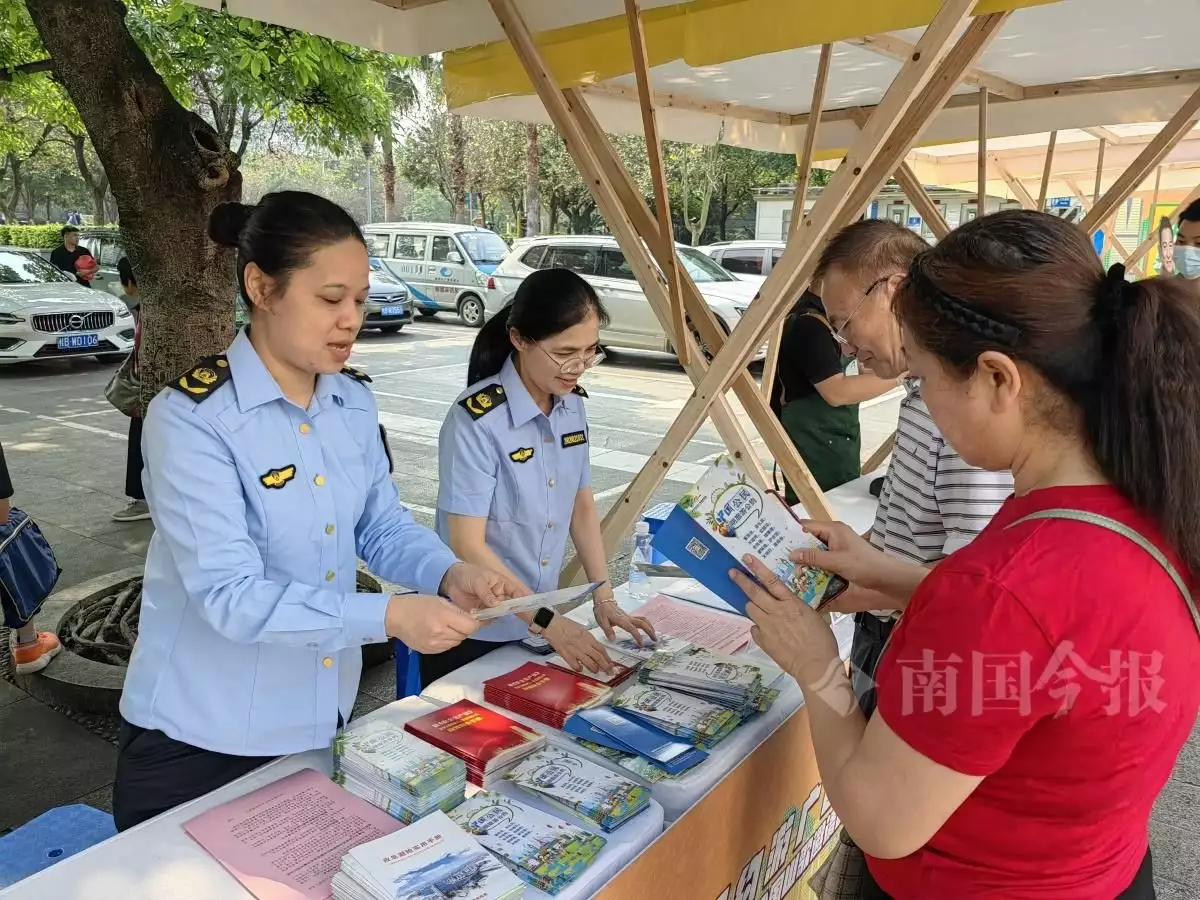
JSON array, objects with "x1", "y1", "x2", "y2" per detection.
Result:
[
  {"x1": 651, "y1": 456, "x2": 847, "y2": 614},
  {"x1": 565, "y1": 707, "x2": 708, "y2": 775}
]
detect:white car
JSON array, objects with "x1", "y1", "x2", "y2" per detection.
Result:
[
  {"x1": 485, "y1": 235, "x2": 763, "y2": 357},
  {"x1": 695, "y1": 240, "x2": 787, "y2": 287},
  {"x1": 0, "y1": 248, "x2": 135, "y2": 364}
]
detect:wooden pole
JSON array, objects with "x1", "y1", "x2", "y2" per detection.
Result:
[
  {"x1": 588, "y1": 3, "x2": 1005, "y2": 553},
  {"x1": 1065, "y1": 176, "x2": 1137, "y2": 264},
  {"x1": 977, "y1": 86, "x2": 988, "y2": 214},
  {"x1": 894, "y1": 163, "x2": 950, "y2": 239},
  {"x1": 863, "y1": 431, "x2": 897, "y2": 475},
  {"x1": 1037, "y1": 130, "x2": 1058, "y2": 211},
  {"x1": 1080, "y1": 83, "x2": 1200, "y2": 234},
  {"x1": 1093, "y1": 137, "x2": 1107, "y2": 201},
  {"x1": 762, "y1": 42, "x2": 833, "y2": 401},
  {"x1": 623, "y1": 0, "x2": 688, "y2": 367},
  {"x1": 993, "y1": 157, "x2": 1037, "y2": 210}
]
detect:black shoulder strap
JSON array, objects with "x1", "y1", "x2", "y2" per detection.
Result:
[
  {"x1": 458, "y1": 383, "x2": 507, "y2": 420},
  {"x1": 169, "y1": 355, "x2": 232, "y2": 403}
]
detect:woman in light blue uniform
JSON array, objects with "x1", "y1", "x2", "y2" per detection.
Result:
[
  {"x1": 426, "y1": 269, "x2": 654, "y2": 688},
  {"x1": 115, "y1": 192, "x2": 515, "y2": 831}
]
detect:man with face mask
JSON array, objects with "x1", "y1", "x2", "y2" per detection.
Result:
[
  {"x1": 811, "y1": 219, "x2": 1015, "y2": 716},
  {"x1": 1172, "y1": 198, "x2": 1200, "y2": 279}
]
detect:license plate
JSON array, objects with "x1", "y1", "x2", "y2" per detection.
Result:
[
  {"x1": 380, "y1": 305, "x2": 405, "y2": 317},
  {"x1": 57, "y1": 333, "x2": 99, "y2": 350}
]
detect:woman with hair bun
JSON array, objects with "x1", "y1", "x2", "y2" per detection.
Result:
[
  {"x1": 420, "y1": 268, "x2": 654, "y2": 688},
  {"x1": 732, "y1": 210, "x2": 1200, "y2": 898},
  {"x1": 114, "y1": 191, "x2": 519, "y2": 830}
]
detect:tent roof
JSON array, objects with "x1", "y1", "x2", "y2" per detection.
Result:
[{"x1": 195, "y1": 0, "x2": 1200, "y2": 157}]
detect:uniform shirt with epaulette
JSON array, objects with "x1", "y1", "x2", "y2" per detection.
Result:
[
  {"x1": 436, "y1": 355, "x2": 591, "y2": 643},
  {"x1": 121, "y1": 327, "x2": 458, "y2": 756}
]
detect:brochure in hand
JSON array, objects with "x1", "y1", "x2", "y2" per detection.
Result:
[
  {"x1": 404, "y1": 700, "x2": 545, "y2": 788},
  {"x1": 651, "y1": 455, "x2": 847, "y2": 614},
  {"x1": 474, "y1": 582, "x2": 606, "y2": 622},
  {"x1": 332, "y1": 810, "x2": 525, "y2": 900},
  {"x1": 482, "y1": 662, "x2": 613, "y2": 730},
  {"x1": 447, "y1": 791, "x2": 606, "y2": 895},
  {"x1": 639, "y1": 645, "x2": 785, "y2": 720},
  {"x1": 503, "y1": 748, "x2": 652, "y2": 833},
  {"x1": 333, "y1": 719, "x2": 467, "y2": 825},
  {"x1": 610, "y1": 683, "x2": 740, "y2": 750}
]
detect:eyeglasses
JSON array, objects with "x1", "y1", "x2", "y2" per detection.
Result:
[
  {"x1": 537, "y1": 342, "x2": 606, "y2": 377},
  {"x1": 832, "y1": 274, "x2": 898, "y2": 346}
]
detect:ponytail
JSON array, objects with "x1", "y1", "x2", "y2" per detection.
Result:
[
  {"x1": 467, "y1": 303, "x2": 515, "y2": 385},
  {"x1": 465, "y1": 268, "x2": 609, "y2": 387},
  {"x1": 1088, "y1": 274, "x2": 1200, "y2": 574}
]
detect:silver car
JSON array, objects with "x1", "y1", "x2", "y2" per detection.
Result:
[
  {"x1": 485, "y1": 235, "x2": 763, "y2": 358},
  {"x1": 0, "y1": 248, "x2": 135, "y2": 364}
]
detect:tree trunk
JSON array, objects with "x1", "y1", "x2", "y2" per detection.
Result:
[
  {"x1": 449, "y1": 113, "x2": 467, "y2": 224},
  {"x1": 27, "y1": 0, "x2": 241, "y2": 405},
  {"x1": 524, "y1": 123, "x2": 540, "y2": 237},
  {"x1": 380, "y1": 123, "x2": 397, "y2": 221}
]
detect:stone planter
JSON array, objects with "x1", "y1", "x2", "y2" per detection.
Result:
[{"x1": 17, "y1": 568, "x2": 393, "y2": 716}]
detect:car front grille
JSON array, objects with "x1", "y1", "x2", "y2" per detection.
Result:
[{"x1": 31, "y1": 311, "x2": 115, "y2": 334}]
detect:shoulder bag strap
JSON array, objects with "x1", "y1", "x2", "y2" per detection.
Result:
[{"x1": 1006, "y1": 508, "x2": 1200, "y2": 639}]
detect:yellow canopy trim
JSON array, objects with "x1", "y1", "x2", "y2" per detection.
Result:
[{"x1": 444, "y1": 0, "x2": 1058, "y2": 112}]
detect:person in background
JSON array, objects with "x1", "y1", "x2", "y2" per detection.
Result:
[
  {"x1": 736, "y1": 210, "x2": 1200, "y2": 899},
  {"x1": 810, "y1": 219, "x2": 1013, "y2": 716},
  {"x1": 0, "y1": 440, "x2": 62, "y2": 675},
  {"x1": 114, "y1": 191, "x2": 518, "y2": 830},
  {"x1": 426, "y1": 269, "x2": 654, "y2": 689},
  {"x1": 770, "y1": 286, "x2": 901, "y2": 498},
  {"x1": 111, "y1": 257, "x2": 149, "y2": 522},
  {"x1": 1172, "y1": 197, "x2": 1200, "y2": 279},
  {"x1": 49, "y1": 226, "x2": 93, "y2": 287}
]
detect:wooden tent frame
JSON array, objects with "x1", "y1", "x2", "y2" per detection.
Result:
[{"x1": 459, "y1": 0, "x2": 1200, "y2": 576}]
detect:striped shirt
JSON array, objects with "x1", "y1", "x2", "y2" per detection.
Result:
[{"x1": 869, "y1": 380, "x2": 1013, "y2": 619}]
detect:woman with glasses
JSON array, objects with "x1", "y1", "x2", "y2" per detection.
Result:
[{"x1": 425, "y1": 268, "x2": 654, "y2": 687}]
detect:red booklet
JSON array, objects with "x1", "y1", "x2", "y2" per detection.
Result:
[
  {"x1": 404, "y1": 699, "x2": 544, "y2": 785},
  {"x1": 483, "y1": 662, "x2": 612, "y2": 729}
]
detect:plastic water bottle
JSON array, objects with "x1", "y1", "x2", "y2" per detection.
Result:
[{"x1": 628, "y1": 520, "x2": 653, "y2": 601}]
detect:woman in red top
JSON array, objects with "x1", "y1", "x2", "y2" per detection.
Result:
[{"x1": 734, "y1": 210, "x2": 1200, "y2": 899}]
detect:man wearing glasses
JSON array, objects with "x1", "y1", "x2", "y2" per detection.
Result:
[{"x1": 813, "y1": 219, "x2": 1014, "y2": 717}]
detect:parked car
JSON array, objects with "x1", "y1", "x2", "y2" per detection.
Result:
[
  {"x1": 361, "y1": 222, "x2": 509, "y2": 327},
  {"x1": 234, "y1": 267, "x2": 413, "y2": 333},
  {"x1": 0, "y1": 247, "x2": 135, "y2": 364},
  {"x1": 485, "y1": 235, "x2": 763, "y2": 358},
  {"x1": 696, "y1": 240, "x2": 786, "y2": 286}
]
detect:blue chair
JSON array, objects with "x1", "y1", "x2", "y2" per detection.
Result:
[
  {"x1": 393, "y1": 639, "x2": 422, "y2": 699},
  {"x1": 0, "y1": 804, "x2": 116, "y2": 888}
]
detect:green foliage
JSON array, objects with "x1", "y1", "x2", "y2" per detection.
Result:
[{"x1": 0, "y1": 223, "x2": 119, "y2": 247}]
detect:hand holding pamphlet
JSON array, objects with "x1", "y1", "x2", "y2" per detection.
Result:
[
  {"x1": 474, "y1": 582, "x2": 606, "y2": 622},
  {"x1": 651, "y1": 456, "x2": 847, "y2": 615}
]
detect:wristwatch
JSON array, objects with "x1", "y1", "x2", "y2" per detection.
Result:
[{"x1": 528, "y1": 607, "x2": 555, "y2": 635}]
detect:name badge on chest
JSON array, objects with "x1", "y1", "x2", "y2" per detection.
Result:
[{"x1": 561, "y1": 430, "x2": 587, "y2": 449}]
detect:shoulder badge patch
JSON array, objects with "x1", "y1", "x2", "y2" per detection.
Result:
[
  {"x1": 259, "y1": 464, "x2": 297, "y2": 489},
  {"x1": 459, "y1": 383, "x2": 507, "y2": 421},
  {"x1": 571, "y1": 384, "x2": 589, "y2": 399},
  {"x1": 170, "y1": 355, "x2": 232, "y2": 403},
  {"x1": 341, "y1": 365, "x2": 372, "y2": 383},
  {"x1": 561, "y1": 430, "x2": 587, "y2": 448},
  {"x1": 509, "y1": 447, "x2": 535, "y2": 464}
]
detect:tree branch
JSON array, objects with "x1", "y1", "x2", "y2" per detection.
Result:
[
  {"x1": 234, "y1": 105, "x2": 261, "y2": 160},
  {"x1": 0, "y1": 58, "x2": 55, "y2": 83}
]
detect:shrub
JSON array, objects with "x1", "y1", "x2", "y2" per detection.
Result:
[{"x1": 1, "y1": 224, "x2": 121, "y2": 249}]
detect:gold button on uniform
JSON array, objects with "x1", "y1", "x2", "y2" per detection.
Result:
[
  {"x1": 548, "y1": 478, "x2": 556, "y2": 488},
  {"x1": 547, "y1": 522, "x2": 555, "y2": 531},
  {"x1": 541, "y1": 558, "x2": 550, "y2": 567},
  {"x1": 325, "y1": 570, "x2": 335, "y2": 582},
  {"x1": 299, "y1": 423, "x2": 311, "y2": 434},
  {"x1": 314, "y1": 474, "x2": 326, "y2": 486},
  {"x1": 322, "y1": 657, "x2": 333, "y2": 668},
  {"x1": 325, "y1": 524, "x2": 335, "y2": 535}
]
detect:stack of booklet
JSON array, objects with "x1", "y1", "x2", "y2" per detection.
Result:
[
  {"x1": 503, "y1": 747, "x2": 651, "y2": 833},
  {"x1": 333, "y1": 719, "x2": 468, "y2": 824},
  {"x1": 563, "y1": 705, "x2": 708, "y2": 776},
  {"x1": 545, "y1": 645, "x2": 642, "y2": 687},
  {"x1": 611, "y1": 683, "x2": 740, "y2": 750},
  {"x1": 447, "y1": 791, "x2": 607, "y2": 895},
  {"x1": 405, "y1": 700, "x2": 546, "y2": 788},
  {"x1": 332, "y1": 810, "x2": 525, "y2": 900},
  {"x1": 483, "y1": 662, "x2": 612, "y2": 729},
  {"x1": 639, "y1": 646, "x2": 784, "y2": 720}
]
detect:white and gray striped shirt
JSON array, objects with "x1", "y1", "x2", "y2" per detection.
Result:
[{"x1": 869, "y1": 380, "x2": 1013, "y2": 618}]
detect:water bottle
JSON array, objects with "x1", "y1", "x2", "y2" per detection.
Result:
[{"x1": 628, "y1": 520, "x2": 653, "y2": 601}]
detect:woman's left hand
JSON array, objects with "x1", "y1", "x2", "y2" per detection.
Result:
[
  {"x1": 593, "y1": 599, "x2": 657, "y2": 647},
  {"x1": 731, "y1": 555, "x2": 840, "y2": 687},
  {"x1": 440, "y1": 562, "x2": 525, "y2": 613}
]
